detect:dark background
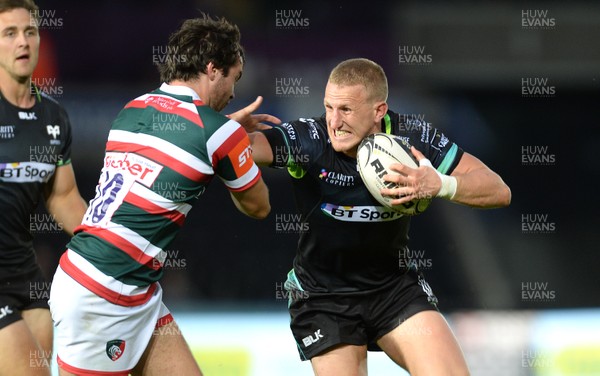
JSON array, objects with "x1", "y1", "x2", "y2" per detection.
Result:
[{"x1": 31, "y1": 0, "x2": 600, "y2": 312}]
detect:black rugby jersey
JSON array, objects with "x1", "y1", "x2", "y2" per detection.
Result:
[
  {"x1": 262, "y1": 111, "x2": 463, "y2": 292},
  {"x1": 0, "y1": 87, "x2": 72, "y2": 279}
]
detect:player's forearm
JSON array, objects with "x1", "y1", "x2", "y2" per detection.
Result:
[
  {"x1": 230, "y1": 179, "x2": 271, "y2": 219},
  {"x1": 248, "y1": 132, "x2": 274, "y2": 166},
  {"x1": 449, "y1": 168, "x2": 511, "y2": 208},
  {"x1": 46, "y1": 190, "x2": 88, "y2": 235}
]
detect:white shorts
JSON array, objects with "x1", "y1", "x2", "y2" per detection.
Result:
[{"x1": 49, "y1": 265, "x2": 172, "y2": 375}]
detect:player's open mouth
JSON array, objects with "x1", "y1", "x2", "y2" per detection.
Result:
[
  {"x1": 16, "y1": 54, "x2": 29, "y2": 61},
  {"x1": 334, "y1": 129, "x2": 352, "y2": 138}
]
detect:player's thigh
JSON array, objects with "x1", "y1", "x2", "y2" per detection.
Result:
[
  {"x1": 131, "y1": 320, "x2": 202, "y2": 376},
  {"x1": 22, "y1": 308, "x2": 53, "y2": 356},
  {"x1": 58, "y1": 368, "x2": 77, "y2": 376},
  {"x1": 376, "y1": 310, "x2": 469, "y2": 376},
  {"x1": 310, "y1": 343, "x2": 368, "y2": 376},
  {"x1": 0, "y1": 319, "x2": 50, "y2": 376}
]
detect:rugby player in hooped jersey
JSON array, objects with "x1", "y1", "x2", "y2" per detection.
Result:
[
  {"x1": 246, "y1": 58, "x2": 511, "y2": 375},
  {"x1": 0, "y1": 0, "x2": 88, "y2": 375},
  {"x1": 49, "y1": 14, "x2": 276, "y2": 376}
]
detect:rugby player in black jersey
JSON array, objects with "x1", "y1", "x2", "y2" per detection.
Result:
[
  {"x1": 0, "y1": 1, "x2": 87, "y2": 374},
  {"x1": 245, "y1": 58, "x2": 510, "y2": 375}
]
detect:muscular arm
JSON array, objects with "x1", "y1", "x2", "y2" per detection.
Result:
[
  {"x1": 447, "y1": 152, "x2": 511, "y2": 208},
  {"x1": 384, "y1": 149, "x2": 511, "y2": 209},
  {"x1": 44, "y1": 163, "x2": 88, "y2": 235},
  {"x1": 248, "y1": 132, "x2": 274, "y2": 166},
  {"x1": 230, "y1": 177, "x2": 271, "y2": 219}
]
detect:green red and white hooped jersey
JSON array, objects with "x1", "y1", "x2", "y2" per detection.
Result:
[{"x1": 61, "y1": 83, "x2": 261, "y2": 306}]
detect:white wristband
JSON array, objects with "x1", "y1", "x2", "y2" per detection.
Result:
[
  {"x1": 437, "y1": 172, "x2": 457, "y2": 200},
  {"x1": 419, "y1": 158, "x2": 457, "y2": 200}
]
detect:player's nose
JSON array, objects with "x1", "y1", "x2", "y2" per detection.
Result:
[{"x1": 329, "y1": 110, "x2": 343, "y2": 129}]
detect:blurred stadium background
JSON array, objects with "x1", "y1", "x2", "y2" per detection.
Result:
[{"x1": 27, "y1": 0, "x2": 599, "y2": 374}]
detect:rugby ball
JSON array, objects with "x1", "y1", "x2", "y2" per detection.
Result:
[{"x1": 356, "y1": 133, "x2": 431, "y2": 215}]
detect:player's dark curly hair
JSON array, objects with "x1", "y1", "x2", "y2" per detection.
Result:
[
  {"x1": 0, "y1": 0, "x2": 39, "y2": 20},
  {"x1": 158, "y1": 13, "x2": 244, "y2": 83}
]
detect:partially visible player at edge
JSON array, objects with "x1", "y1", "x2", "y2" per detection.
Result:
[
  {"x1": 0, "y1": 0, "x2": 87, "y2": 375},
  {"x1": 48, "y1": 14, "x2": 277, "y2": 376},
  {"x1": 246, "y1": 58, "x2": 511, "y2": 375}
]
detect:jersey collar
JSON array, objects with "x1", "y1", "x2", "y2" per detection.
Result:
[
  {"x1": 159, "y1": 82, "x2": 202, "y2": 101},
  {"x1": 382, "y1": 112, "x2": 392, "y2": 134}
]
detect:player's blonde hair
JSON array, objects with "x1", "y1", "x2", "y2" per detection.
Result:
[{"x1": 328, "y1": 58, "x2": 388, "y2": 103}]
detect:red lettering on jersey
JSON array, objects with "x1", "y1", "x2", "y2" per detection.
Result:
[{"x1": 126, "y1": 95, "x2": 204, "y2": 128}]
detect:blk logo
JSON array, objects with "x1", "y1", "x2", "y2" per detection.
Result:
[{"x1": 302, "y1": 329, "x2": 323, "y2": 347}]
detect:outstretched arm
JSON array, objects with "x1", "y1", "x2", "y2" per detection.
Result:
[
  {"x1": 227, "y1": 96, "x2": 280, "y2": 133},
  {"x1": 247, "y1": 132, "x2": 274, "y2": 167},
  {"x1": 227, "y1": 96, "x2": 278, "y2": 167},
  {"x1": 229, "y1": 178, "x2": 271, "y2": 219}
]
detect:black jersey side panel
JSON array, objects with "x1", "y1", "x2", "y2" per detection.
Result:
[{"x1": 0, "y1": 92, "x2": 73, "y2": 279}]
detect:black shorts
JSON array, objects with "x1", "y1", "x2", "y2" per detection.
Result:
[
  {"x1": 286, "y1": 268, "x2": 439, "y2": 360},
  {"x1": 0, "y1": 266, "x2": 50, "y2": 330}
]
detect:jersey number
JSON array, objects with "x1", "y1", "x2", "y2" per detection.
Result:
[{"x1": 88, "y1": 172, "x2": 124, "y2": 224}]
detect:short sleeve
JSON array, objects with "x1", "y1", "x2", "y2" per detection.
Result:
[
  {"x1": 392, "y1": 113, "x2": 464, "y2": 175},
  {"x1": 260, "y1": 117, "x2": 328, "y2": 177},
  {"x1": 211, "y1": 120, "x2": 261, "y2": 192}
]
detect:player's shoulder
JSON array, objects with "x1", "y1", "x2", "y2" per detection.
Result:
[
  {"x1": 33, "y1": 90, "x2": 66, "y2": 112},
  {"x1": 34, "y1": 90, "x2": 71, "y2": 124},
  {"x1": 386, "y1": 110, "x2": 429, "y2": 135},
  {"x1": 282, "y1": 115, "x2": 327, "y2": 142},
  {"x1": 38, "y1": 90, "x2": 61, "y2": 105},
  {"x1": 196, "y1": 104, "x2": 231, "y2": 127}
]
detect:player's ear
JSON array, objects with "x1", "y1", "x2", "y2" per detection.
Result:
[
  {"x1": 374, "y1": 101, "x2": 388, "y2": 122},
  {"x1": 206, "y1": 61, "x2": 218, "y2": 81}
]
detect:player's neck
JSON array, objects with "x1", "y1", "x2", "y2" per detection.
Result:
[
  {"x1": 0, "y1": 72, "x2": 35, "y2": 108},
  {"x1": 168, "y1": 79, "x2": 203, "y2": 101}
]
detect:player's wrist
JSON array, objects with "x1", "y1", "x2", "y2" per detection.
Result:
[
  {"x1": 418, "y1": 158, "x2": 457, "y2": 200},
  {"x1": 436, "y1": 173, "x2": 457, "y2": 200}
]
